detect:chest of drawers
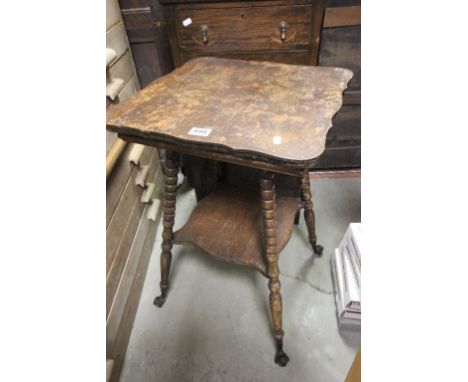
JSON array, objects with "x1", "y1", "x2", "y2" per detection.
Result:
[{"x1": 160, "y1": 0, "x2": 326, "y2": 67}]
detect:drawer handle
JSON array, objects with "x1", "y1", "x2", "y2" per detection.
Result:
[
  {"x1": 192, "y1": 25, "x2": 216, "y2": 46},
  {"x1": 279, "y1": 21, "x2": 287, "y2": 42},
  {"x1": 272, "y1": 22, "x2": 296, "y2": 44},
  {"x1": 201, "y1": 25, "x2": 208, "y2": 45}
]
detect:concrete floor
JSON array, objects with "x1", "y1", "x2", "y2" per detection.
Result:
[{"x1": 120, "y1": 177, "x2": 361, "y2": 382}]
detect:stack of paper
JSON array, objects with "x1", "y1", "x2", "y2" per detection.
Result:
[{"x1": 331, "y1": 223, "x2": 361, "y2": 329}]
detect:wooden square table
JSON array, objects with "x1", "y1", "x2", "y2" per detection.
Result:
[{"x1": 107, "y1": 57, "x2": 352, "y2": 366}]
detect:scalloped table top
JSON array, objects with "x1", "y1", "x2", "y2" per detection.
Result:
[{"x1": 107, "y1": 57, "x2": 352, "y2": 165}]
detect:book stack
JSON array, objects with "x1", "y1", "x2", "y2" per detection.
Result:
[{"x1": 331, "y1": 223, "x2": 361, "y2": 329}]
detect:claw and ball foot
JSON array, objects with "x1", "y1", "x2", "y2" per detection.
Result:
[
  {"x1": 274, "y1": 340, "x2": 290, "y2": 367},
  {"x1": 153, "y1": 288, "x2": 168, "y2": 308},
  {"x1": 299, "y1": 174, "x2": 323, "y2": 257},
  {"x1": 311, "y1": 240, "x2": 324, "y2": 256},
  {"x1": 154, "y1": 151, "x2": 179, "y2": 310},
  {"x1": 260, "y1": 172, "x2": 290, "y2": 367}
]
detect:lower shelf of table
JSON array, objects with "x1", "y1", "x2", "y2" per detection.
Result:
[{"x1": 174, "y1": 185, "x2": 302, "y2": 275}]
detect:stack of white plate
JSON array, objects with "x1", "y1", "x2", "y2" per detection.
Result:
[{"x1": 331, "y1": 223, "x2": 361, "y2": 329}]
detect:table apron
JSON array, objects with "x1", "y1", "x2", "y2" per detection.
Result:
[{"x1": 118, "y1": 133, "x2": 317, "y2": 176}]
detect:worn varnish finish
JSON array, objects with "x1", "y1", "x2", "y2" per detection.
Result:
[
  {"x1": 174, "y1": 185, "x2": 301, "y2": 275},
  {"x1": 106, "y1": 56, "x2": 350, "y2": 366},
  {"x1": 160, "y1": 0, "x2": 326, "y2": 67},
  {"x1": 117, "y1": 0, "x2": 360, "y2": 170},
  {"x1": 107, "y1": 57, "x2": 352, "y2": 165},
  {"x1": 260, "y1": 171, "x2": 289, "y2": 366},
  {"x1": 176, "y1": 5, "x2": 314, "y2": 51},
  {"x1": 299, "y1": 172, "x2": 323, "y2": 255},
  {"x1": 153, "y1": 151, "x2": 179, "y2": 308}
]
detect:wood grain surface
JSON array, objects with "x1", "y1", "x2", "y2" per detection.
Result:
[
  {"x1": 107, "y1": 57, "x2": 352, "y2": 165},
  {"x1": 161, "y1": 0, "x2": 325, "y2": 71},
  {"x1": 173, "y1": 184, "x2": 301, "y2": 275},
  {"x1": 323, "y1": 5, "x2": 361, "y2": 28},
  {"x1": 176, "y1": 5, "x2": 313, "y2": 52}
]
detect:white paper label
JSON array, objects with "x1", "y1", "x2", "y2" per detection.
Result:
[
  {"x1": 188, "y1": 127, "x2": 212, "y2": 137},
  {"x1": 182, "y1": 18, "x2": 192, "y2": 27}
]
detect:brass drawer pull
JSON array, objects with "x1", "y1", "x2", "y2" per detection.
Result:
[
  {"x1": 272, "y1": 21, "x2": 296, "y2": 43},
  {"x1": 279, "y1": 21, "x2": 287, "y2": 42},
  {"x1": 191, "y1": 25, "x2": 216, "y2": 47},
  {"x1": 201, "y1": 25, "x2": 209, "y2": 45}
]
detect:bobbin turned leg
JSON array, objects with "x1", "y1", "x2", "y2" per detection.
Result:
[
  {"x1": 260, "y1": 171, "x2": 290, "y2": 367},
  {"x1": 299, "y1": 173, "x2": 323, "y2": 256},
  {"x1": 154, "y1": 151, "x2": 179, "y2": 308}
]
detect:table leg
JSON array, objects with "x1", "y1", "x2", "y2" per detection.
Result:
[
  {"x1": 293, "y1": 211, "x2": 300, "y2": 225},
  {"x1": 154, "y1": 151, "x2": 179, "y2": 308},
  {"x1": 299, "y1": 173, "x2": 323, "y2": 256},
  {"x1": 260, "y1": 171, "x2": 290, "y2": 367}
]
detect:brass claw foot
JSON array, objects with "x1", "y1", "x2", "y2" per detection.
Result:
[
  {"x1": 275, "y1": 350, "x2": 290, "y2": 367},
  {"x1": 153, "y1": 289, "x2": 168, "y2": 308},
  {"x1": 274, "y1": 340, "x2": 290, "y2": 367},
  {"x1": 311, "y1": 240, "x2": 323, "y2": 256}
]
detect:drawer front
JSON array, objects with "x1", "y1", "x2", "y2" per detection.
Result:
[
  {"x1": 176, "y1": 5, "x2": 313, "y2": 53},
  {"x1": 182, "y1": 50, "x2": 310, "y2": 65}
]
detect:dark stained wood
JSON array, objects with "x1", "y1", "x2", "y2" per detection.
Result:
[
  {"x1": 119, "y1": 1, "x2": 174, "y2": 87},
  {"x1": 129, "y1": 42, "x2": 163, "y2": 88},
  {"x1": 121, "y1": 8, "x2": 154, "y2": 31},
  {"x1": 148, "y1": 0, "x2": 175, "y2": 75},
  {"x1": 183, "y1": 155, "x2": 219, "y2": 200},
  {"x1": 308, "y1": 169, "x2": 360, "y2": 179},
  {"x1": 182, "y1": 49, "x2": 311, "y2": 65},
  {"x1": 106, "y1": 54, "x2": 348, "y2": 366},
  {"x1": 118, "y1": 0, "x2": 361, "y2": 170},
  {"x1": 314, "y1": 22, "x2": 360, "y2": 170},
  {"x1": 157, "y1": 0, "x2": 362, "y2": 175},
  {"x1": 223, "y1": 163, "x2": 302, "y2": 198},
  {"x1": 160, "y1": 0, "x2": 326, "y2": 67},
  {"x1": 161, "y1": 0, "x2": 316, "y2": 4},
  {"x1": 173, "y1": 184, "x2": 301, "y2": 275},
  {"x1": 319, "y1": 25, "x2": 360, "y2": 90},
  {"x1": 153, "y1": 151, "x2": 180, "y2": 307},
  {"x1": 299, "y1": 173, "x2": 323, "y2": 254},
  {"x1": 326, "y1": 105, "x2": 360, "y2": 148},
  {"x1": 260, "y1": 171, "x2": 289, "y2": 367},
  {"x1": 107, "y1": 57, "x2": 352, "y2": 165},
  {"x1": 176, "y1": 5, "x2": 315, "y2": 52},
  {"x1": 313, "y1": 145, "x2": 361, "y2": 169},
  {"x1": 323, "y1": 5, "x2": 360, "y2": 28},
  {"x1": 119, "y1": 0, "x2": 148, "y2": 8},
  {"x1": 327, "y1": 0, "x2": 360, "y2": 8},
  {"x1": 343, "y1": 89, "x2": 361, "y2": 105},
  {"x1": 118, "y1": 132, "x2": 317, "y2": 176}
]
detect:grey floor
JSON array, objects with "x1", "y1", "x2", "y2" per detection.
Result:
[{"x1": 120, "y1": 177, "x2": 361, "y2": 382}]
